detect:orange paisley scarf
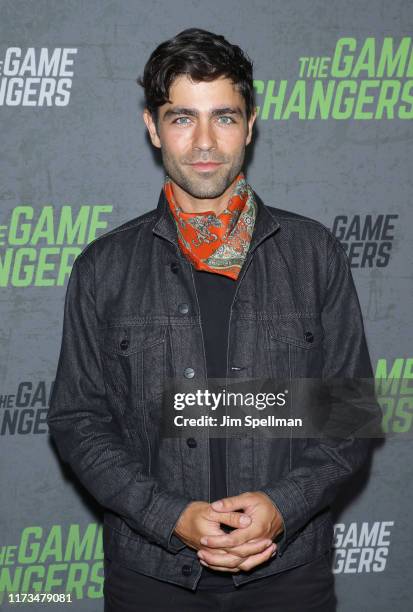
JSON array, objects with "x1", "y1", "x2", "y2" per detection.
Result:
[{"x1": 163, "y1": 172, "x2": 257, "y2": 280}]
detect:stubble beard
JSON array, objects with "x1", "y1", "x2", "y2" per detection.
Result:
[{"x1": 161, "y1": 147, "x2": 246, "y2": 200}]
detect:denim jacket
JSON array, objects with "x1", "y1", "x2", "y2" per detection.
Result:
[{"x1": 46, "y1": 187, "x2": 380, "y2": 589}]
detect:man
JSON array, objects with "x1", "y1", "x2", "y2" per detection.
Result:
[{"x1": 47, "y1": 28, "x2": 380, "y2": 611}]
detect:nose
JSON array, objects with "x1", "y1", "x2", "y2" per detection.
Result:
[{"x1": 192, "y1": 117, "x2": 216, "y2": 152}]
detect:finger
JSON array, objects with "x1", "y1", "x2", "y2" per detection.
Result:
[
  {"x1": 200, "y1": 525, "x2": 258, "y2": 548},
  {"x1": 198, "y1": 538, "x2": 272, "y2": 559},
  {"x1": 198, "y1": 548, "x2": 244, "y2": 570},
  {"x1": 211, "y1": 494, "x2": 250, "y2": 513},
  {"x1": 199, "y1": 560, "x2": 240, "y2": 573},
  {"x1": 220, "y1": 538, "x2": 274, "y2": 558},
  {"x1": 237, "y1": 543, "x2": 277, "y2": 571},
  {"x1": 208, "y1": 509, "x2": 251, "y2": 530}
]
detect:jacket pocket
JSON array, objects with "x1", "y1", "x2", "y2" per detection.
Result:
[
  {"x1": 266, "y1": 317, "x2": 326, "y2": 454},
  {"x1": 98, "y1": 323, "x2": 167, "y2": 413},
  {"x1": 266, "y1": 316, "x2": 324, "y2": 379}
]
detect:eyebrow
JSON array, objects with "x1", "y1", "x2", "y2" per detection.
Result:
[{"x1": 162, "y1": 106, "x2": 244, "y2": 120}]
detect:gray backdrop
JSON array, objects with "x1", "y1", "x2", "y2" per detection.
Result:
[{"x1": 1, "y1": 1, "x2": 412, "y2": 610}]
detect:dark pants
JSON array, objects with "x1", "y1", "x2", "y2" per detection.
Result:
[{"x1": 104, "y1": 551, "x2": 337, "y2": 611}]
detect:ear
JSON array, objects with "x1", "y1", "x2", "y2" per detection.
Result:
[
  {"x1": 245, "y1": 108, "x2": 257, "y2": 146},
  {"x1": 143, "y1": 108, "x2": 161, "y2": 148}
]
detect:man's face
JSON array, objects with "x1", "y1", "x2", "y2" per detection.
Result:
[{"x1": 143, "y1": 75, "x2": 256, "y2": 200}]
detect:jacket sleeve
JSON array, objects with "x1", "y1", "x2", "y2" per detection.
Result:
[
  {"x1": 260, "y1": 232, "x2": 383, "y2": 556},
  {"x1": 46, "y1": 249, "x2": 191, "y2": 554}
]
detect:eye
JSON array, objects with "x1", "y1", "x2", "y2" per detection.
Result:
[
  {"x1": 217, "y1": 116, "x2": 235, "y2": 124},
  {"x1": 174, "y1": 117, "x2": 191, "y2": 125}
]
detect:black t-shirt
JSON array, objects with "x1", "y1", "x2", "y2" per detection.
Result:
[
  {"x1": 192, "y1": 267, "x2": 281, "y2": 592},
  {"x1": 192, "y1": 268, "x2": 239, "y2": 590}
]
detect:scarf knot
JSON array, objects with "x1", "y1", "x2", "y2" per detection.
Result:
[{"x1": 164, "y1": 172, "x2": 257, "y2": 280}]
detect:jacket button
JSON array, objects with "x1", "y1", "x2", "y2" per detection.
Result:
[
  {"x1": 170, "y1": 262, "x2": 179, "y2": 273},
  {"x1": 178, "y1": 303, "x2": 189, "y2": 314},
  {"x1": 120, "y1": 338, "x2": 129, "y2": 351},
  {"x1": 304, "y1": 331, "x2": 314, "y2": 343},
  {"x1": 184, "y1": 367, "x2": 195, "y2": 379},
  {"x1": 181, "y1": 564, "x2": 192, "y2": 576},
  {"x1": 187, "y1": 437, "x2": 197, "y2": 448}
]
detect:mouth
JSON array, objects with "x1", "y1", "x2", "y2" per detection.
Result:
[{"x1": 189, "y1": 162, "x2": 223, "y2": 172}]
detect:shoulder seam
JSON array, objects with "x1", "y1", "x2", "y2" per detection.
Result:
[
  {"x1": 265, "y1": 205, "x2": 333, "y2": 234},
  {"x1": 265, "y1": 205, "x2": 343, "y2": 282},
  {"x1": 76, "y1": 213, "x2": 158, "y2": 260}
]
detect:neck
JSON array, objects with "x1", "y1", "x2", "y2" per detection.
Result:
[{"x1": 169, "y1": 174, "x2": 241, "y2": 215}]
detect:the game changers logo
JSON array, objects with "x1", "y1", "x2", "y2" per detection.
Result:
[
  {"x1": 333, "y1": 521, "x2": 394, "y2": 573},
  {"x1": 0, "y1": 523, "x2": 103, "y2": 605},
  {"x1": 331, "y1": 214, "x2": 398, "y2": 268},
  {"x1": 0, "y1": 381, "x2": 52, "y2": 436},
  {"x1": 0, "y1": 47, "x2": 77, "y2": 107},
  {"x1": 375, "y1": 358, "x2": 413, "y2": 435},
  {"x1": 254, "y1": 37, "x2": 413, "y2": 120},
  {"x1": 0, "y1": 204, "x2": 112, "y2": 287}
]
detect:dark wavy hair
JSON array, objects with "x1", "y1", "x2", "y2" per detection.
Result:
[{"x1": 137, "y1": 28, "x2": 255, "y2": 125}]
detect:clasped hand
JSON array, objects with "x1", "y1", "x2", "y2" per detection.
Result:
[{"x1": 174, "y1": 491, "x2": 284, "y2": 573}]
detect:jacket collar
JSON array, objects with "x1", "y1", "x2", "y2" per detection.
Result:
[{"x1": 152, "y1": 183, "x2": 280, "y2": 254}]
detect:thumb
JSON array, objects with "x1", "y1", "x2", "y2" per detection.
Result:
[
  {"x1": 211, "y1": 494, "x2": 249, "y2": 512},
  {"x1": 210, "y1": 510, "x2": 251, "y2": 529}
]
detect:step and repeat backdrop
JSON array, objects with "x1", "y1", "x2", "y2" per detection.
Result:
[{"x1": 1, "y1": 1, "x2": 412, "y2": 610}]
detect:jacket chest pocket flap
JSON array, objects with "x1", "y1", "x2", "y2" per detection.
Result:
[
  {"x1": 267, "y1": 317, "x2": 324, "y2": 378},
  {"x1": 98, "y1": 324, "x2": 167, "y2": 404}
]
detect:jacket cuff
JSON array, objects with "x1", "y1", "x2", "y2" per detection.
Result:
[
  {"x1": 142, "y1": 492, "x2": 192, "y2": 554},
  {"x1": 260, "y1": 479, "x2": 310, "y2": 557},
  {"x1": 167, "y1": 507, "x2": 190, "y2": 553}
]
